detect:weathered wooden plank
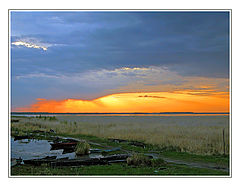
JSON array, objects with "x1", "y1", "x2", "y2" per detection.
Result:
[
  {"x1": 108, "y1": 159, "x2": 127, "y2": 164},
  {"x1": 50, "y1": 158, "x2": 108, "y2": 167},
  {"x1": 14, "y1": 135, "x2": 32, "y2": 141},
  {"x1": 23, "y1": 154, "x2": 131, "y2": 167},
  {"x1": 108, "y1": 138, "x2": 129, "y2": 143},
  {"x1": 128, "y1": 141, "x2": 146, "y2": 148},
  {"x1": 50, "y1": 142, "x2": 78, "y2": 150},
  {"x1": 23, "y1": 156, "x2": 67, "y2": 166},
  {"x1": 100, "y1": 154, "x2": 130, "y2": 161}
]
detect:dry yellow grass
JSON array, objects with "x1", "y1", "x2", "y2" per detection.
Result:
[{"x1": 11, "y1": 115, "x2": 229, "y2": 155}]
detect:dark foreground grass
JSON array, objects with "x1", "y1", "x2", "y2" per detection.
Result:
[{"x1": 11, "y1": 163, "x2": 228, "y2": 176}]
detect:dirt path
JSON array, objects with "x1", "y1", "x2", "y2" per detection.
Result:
[
  {"x1": 141, "y1": 152, "x2": 229, "y2": 172},
  {"x1": 159, "y1": 156, "x2": 229, "y2": 172}
]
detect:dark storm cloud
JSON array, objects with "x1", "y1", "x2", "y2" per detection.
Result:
[{"x1": 11, "y1": 12, "x2": 229, "y2": 75}]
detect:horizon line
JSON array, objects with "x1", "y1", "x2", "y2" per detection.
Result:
[{"x1": 11, "y1": 112, "x2": 230, "y2": 114}]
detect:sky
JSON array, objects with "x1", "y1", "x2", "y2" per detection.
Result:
[{"x1": 11, "y1": 11, "x2": 230, "y2": 113}]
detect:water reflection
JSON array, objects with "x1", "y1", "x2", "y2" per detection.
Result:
[
  {"x1": 11, "y1": 138, "x2": 75, "y2": 160},
  {"x1": 11, "y1": 138, "x2": 103, "y2": 161}
]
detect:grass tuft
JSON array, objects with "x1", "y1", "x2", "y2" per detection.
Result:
[
  {"x1": 127, "y1": 154, "x2": 167, "y2": 167},
  {"x1": 75, "y1": 140, "x2": 90, "y2": 155}
]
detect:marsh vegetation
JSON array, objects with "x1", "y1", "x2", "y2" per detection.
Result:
[
  {"x1": 11, "y1": 115, "x2": 229, "y2": 155},
  {"x1": 10, "y1": 115, "x2": 230, "y2": 176}
]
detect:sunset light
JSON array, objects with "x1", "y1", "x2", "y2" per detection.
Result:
[{"x1": 14, "y1": 91, "x2": 229, "y2": 113}]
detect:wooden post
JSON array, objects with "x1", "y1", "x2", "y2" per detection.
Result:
[{"x1": 223, "y1": 128, "x2": 225, "y2": 155}]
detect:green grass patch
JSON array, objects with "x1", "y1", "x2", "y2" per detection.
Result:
[{"x1": 11, "y1": 163, "x2": 229, "y2": 176}]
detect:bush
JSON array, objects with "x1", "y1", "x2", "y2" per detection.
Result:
[
  {"x1": 127, "y1": 153, "x2": 151, "y2": 166},
  {"x1": 75, "y1": 141, "x2": 90, "y2": 155},
  {"x1": 127, "y1": 153, "x2": 167, "y2": 167}
]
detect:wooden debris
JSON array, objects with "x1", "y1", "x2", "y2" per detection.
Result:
[
  {"x1": 108, "y1": 159, "x2": 127, "y2": 164},
  {"x1": 128, "y1": 141, "x2": 146, "y2": 148},
  {"x1": 100, "y1": 154, "x2": 130, "y2": 161},
  {"x1": 90, "y1": 147, "x2": 121, "y2": 154},
  {"x1": 90, "y1": 148, "x2": 102, "y2": 153},
  {"x1": 50, "y1": 158, "x2": 108, "y2": 167},
  {"x1": 64, "y1": 138, "x2": 79, "y2": 142},
  {"x1": 24, "y1": 157, "x2": 68, "y2": 166},
  {"x1": 43, "y1": 156, "x2": 57, "y2": 160},
  {"x1": 107, "y1": 138, "x2": 146, "y2": 148},
  {"x1": 51, "y1": 154, "x2": 130, "y2": 167},
  {"x1": 24, "y1": 159, "x2": 47, "y2": 166},
  {"x1": 32, "y1": 130, "x2": 45, "y2": 133},
  {"x1": 53, "y1": 137, "x2": 61, "y2": 143},
  {"x1": 50, "y1": 142, "x2": 78, "y2": 150},
  {"x1": 14, "y1": 135, "x2": 32, "y2": 141},
  {"x1": 108, "y1": 138, "x2": 128, "y2": 143},
  {"x1": 23, "y1": 154, "x2": 131, "y2": 167},
  {"x1": 62, "y1": 148, "x2": 75, "y2": 154},
  {"x1": 102, "y1": 147, "x2": 121, "y2": 153},
  {"x1": 52, "y1": 137, "x2": 79, "y2": 144}
]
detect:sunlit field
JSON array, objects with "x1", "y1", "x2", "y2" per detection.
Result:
[{"x1": 11, "y1": 115, "x2": 229, "y2": 155}]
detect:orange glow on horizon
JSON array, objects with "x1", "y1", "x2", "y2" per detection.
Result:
[{"x1": 13, "y1": 91, "x2": 229, "y2": 113}]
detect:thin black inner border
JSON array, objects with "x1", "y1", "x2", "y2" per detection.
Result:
[{"x1": 8, "y1": 9, "x2": 232, "y2": 178}]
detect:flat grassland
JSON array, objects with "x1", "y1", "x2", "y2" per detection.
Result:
[{"x1": 11, "y1": 115, "x2": 229, "y2": 155}]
